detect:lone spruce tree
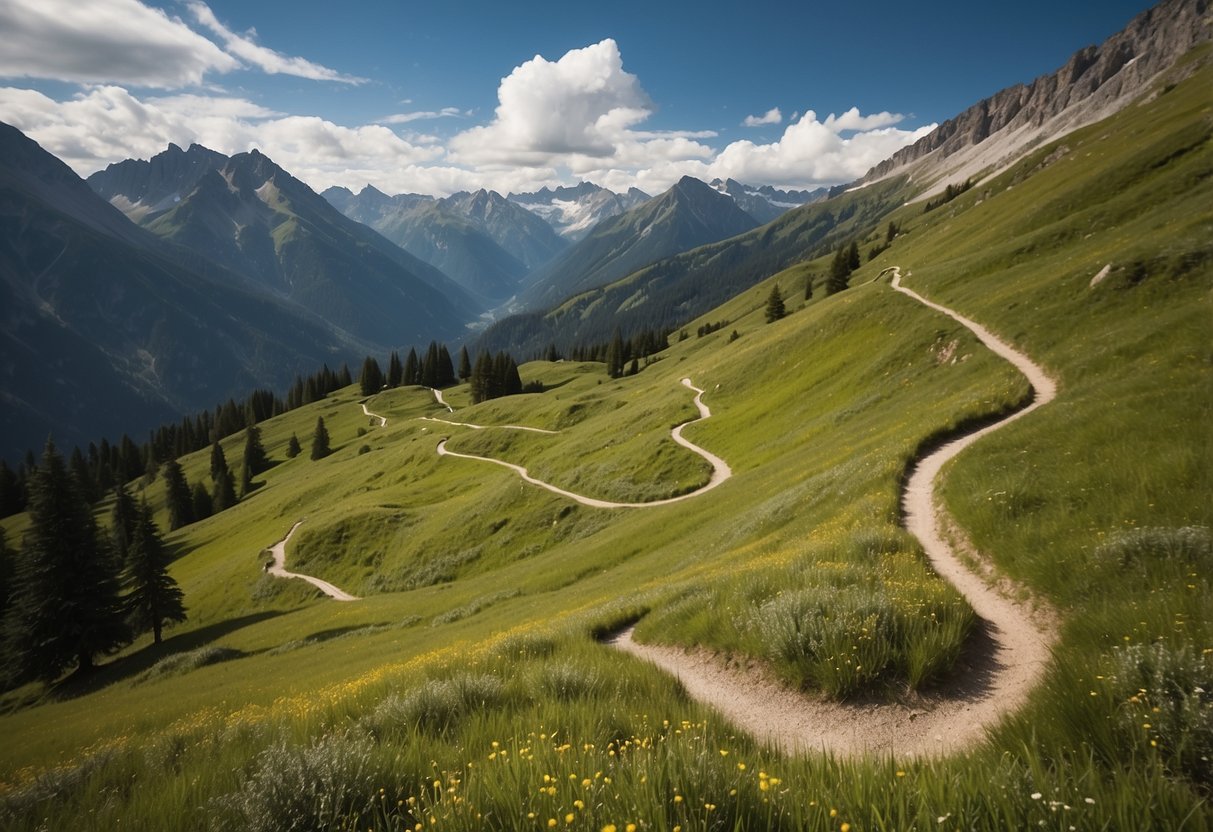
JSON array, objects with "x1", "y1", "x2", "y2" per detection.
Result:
[
  {"x1": 4, "y1": 441, "x2": 127, "y2": 681},
  {"x1": 162, "y1": 459, "x2": 194, "y2": 531},
  {"x1": 123, "y1": 502, "x2": 186, "y2": 645},
  {"x1": 311, "y1": 416, "x2": 331, "y2": 460},
  {"x1": 765, "y1": 284, "x2": 786, "y2": 323}
]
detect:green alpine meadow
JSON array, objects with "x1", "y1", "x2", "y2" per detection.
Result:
[{"x1": 0, "y1": 0, "x2": 1209, "y2": 829}]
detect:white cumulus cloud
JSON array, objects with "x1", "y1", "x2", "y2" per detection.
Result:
[
  {"x1": 450, "y1": 39, "x2": 659, "y2": 164},
  {"x1": 0, "y1": 0, "x2": 238, "y2": 88},
  {"x1": 0, "y1": 85, "x2": 441, "y2": 192},
  {"x1": 707, "y1": 109, "x2": 935, "y2": 189},
  {"x1": 187, "y1": 2, "x2": 366, "y2": 84},
  {"x1": 743, "y1": 107, "x2": 782, "y2": 127}
]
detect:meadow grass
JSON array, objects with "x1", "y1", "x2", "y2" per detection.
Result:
[{"x1": 1, "y1": 58, "x2": 1211, "y2": 831}]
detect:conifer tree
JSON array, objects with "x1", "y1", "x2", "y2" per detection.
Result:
[
  {"x1": 438, "y1": 344, "x2": 455, "y2": 387},
  {"x1": 239, "y1": 458, "x2": 254, "y2": 498},
  {"x1": 0, "y1": 460, "x2": 22, "y2": 518},
  {"x1": 3, "y1": 441, "x2": 127, "y2": 681},
  {"x1": 804, "y1": 273, "x2": 814, "y2": 301},
  {"x1": 387, "y1": 351, "x2": 403, "y2": 388},
  {"x1": 162, "y1": 459, "x2": 193, "y2": 531},
  {"x1": 403, "y1": 348, "x2": 419, "y2": 386},
  {"x1": 500, "y1": 353, "x2": 523, "y2": 396},
  {"x1": 191, "y1": 481, "x2": 212, "y2": 521},
  {"x1": 544, "y1": 343, "x2": 559, "y2": 362},
  {"x1": 0, "y1": 529, "x2": 13, "y2": 630},
  {"x1": 360, "y1": 356, "x2": 384, "y2": 396},
  {"x1": 123, "y1": 502, "x2": 186, "y2": 645},
  {"x1": 242, "y1": 425, "x2": 268, "y2": 477},
  {"x1": 211, "y1": 463, "x2": 237, "y2": 512},
  {"x1": 606, "y1": 328, "x2": 626, "y2": 379},
  {"x1": 311, "y1": 417, "x2": 331, "y2": 460},
  {"x1": 209, "y1": 441, "x2": 228, "y2": 481},
  {"x1": 765, "y1": 284, "x2": 786, "y2": 323},
  {"x1": 848, "y1": 240, "x2": 861, "y2": 271},
  {"x1": 110, "y1": 485, "x2": 139, "y2": 563},
  {"x1": 285, "y1": 433, "x2": 302, "y2": 459},
  {"x1": 457, "y1": 346, "x2": 472, "y2": 382},
  {"x1": 828, "y1": 246, "x2": 852, "y2": 295}
]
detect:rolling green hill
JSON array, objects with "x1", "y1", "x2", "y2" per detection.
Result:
[{"x1": 1, "y1": 38, "x2": 1210, "y2": 832}]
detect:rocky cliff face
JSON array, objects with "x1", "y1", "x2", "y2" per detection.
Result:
[{"x1": 861, "y1": 0, "x2": 1211, "y2": 186}]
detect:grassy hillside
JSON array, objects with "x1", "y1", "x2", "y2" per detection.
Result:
[{"x1": 1, "y1": 56, "x2": 1210, "y2": 831}]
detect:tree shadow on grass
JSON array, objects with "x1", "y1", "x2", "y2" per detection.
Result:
[{"x1": 49, "y1": 611, "x2": 284, "y2": 702}]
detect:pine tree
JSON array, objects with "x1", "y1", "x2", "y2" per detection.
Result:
[
  {"x1": 500, "y1": 354, "x2": 523, "y2": 396},
  {"x1": 123, "y1": 502, "x2": 186, "y2": 645},
  {"x1": 360, "y1": 356, "x2": 384, "y2": 396},
  {"x1": 209, "y1": 441, "x2": 228, "y2": 481},
  {"x1": 421, "y1": 342, "x2": 441, "y2": 388},
  {"x1": 403, "y1": 348, "x2": 419, "y2": 386},
  {"x1": 606, "y1": 328, "x2": 625, "y2": 379},
  {"x1": 311, "y1": 417, "x2": 331, "y2": 460},
  {"x1": 0, "y1": 529, "x2": 14, "y2": 630},
  {"x1": 242, "y1": 425, "x2": 268, "y2": 478},
  {"x1": 0, "y1": 460, "x2": 22, "y2": 518},
  {"x1": 285, "y1": 433, "x2": 302, "y2": 459},
  {"x1": 544, "y1": 343, "x2": 559, "y2": 362},
  {"x1": 191, "y1": 481, "x2": 212, "y2": 521},
  {"x1": 848, "y1": 240, "x2": 861, "y2": 271},
  {"x1": 828, "y1": 246, "x2": 852, "y2": 295},
  {"x1": 211, "y1": 464, "x2": 237, "y2": 512},
  {"x1": 162, "y1": 460, "x2": 193, "y2": 531},
  {"x1": 457, "y1": 346, "x2": 472, "y2": 382},
  {"x1": 387, "y1": 351, "x2": 403, "y2": 388},
  {"x1": 3, "y1": 440, "x2": 127, "y2": 681},
  {"x1": 765, "y1": 284, "x2": 786, "y2": 323},
  {"x1": 467, "y1": 352, "x2": 486, "y2": 403},
  {"x1": 804, "y1": 273, "x2": 814, "y2": 301},
  {"x1": 239, "y1": 458, "x2": 254, "y2": 498},
  {"x1": 438, "y1": 344, "x2": 455, "y2": 387},
  {"x1": 110, "y1": 485, "x2": 138, "y2": 563},
  {"x1": 886, "y1": 221, "x2": 898, "y2": 244}
]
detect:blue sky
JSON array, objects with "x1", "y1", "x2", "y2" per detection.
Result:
[{"x1": 0, "y1": 0, "x2": 1152, "y2": 195}]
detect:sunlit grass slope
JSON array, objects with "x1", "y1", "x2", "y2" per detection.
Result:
[{"x1": 1, "y1": 58, "x2": 1210, "y2": 830}]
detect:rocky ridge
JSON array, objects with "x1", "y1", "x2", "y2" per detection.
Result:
[{"x1": 860, "y1": 0, "x2": 1212, "y2": 191}]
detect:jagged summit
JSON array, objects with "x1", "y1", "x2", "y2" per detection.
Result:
[{"x1": 859, "y1": 0, "x2": 1212, "y2": 195}]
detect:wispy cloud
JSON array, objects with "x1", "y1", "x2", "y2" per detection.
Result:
[
  {"x1": 187, "y1": 1, "x2": 366, "y2": 84},
  {"x1": 742, "y1": 107, "x2": 782, "y2": 127},
  {"x1": 380, "y1": 107, "x2": 468, "y2": 125}
]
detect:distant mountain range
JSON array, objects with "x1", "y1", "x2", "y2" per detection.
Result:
[
  {"x1": 322, "y1": 185, "x2": 567, "y2": 304},
  {"x1": 516, "y1": 176, "x2": 760, "y2": 311},
  {"x1": 0, "y1": 125, "x2": 351, "y2": 459},
  {"x1": 88, "y1": 145, "x2": 476, "y2": 346},
  {"x1": 508, "y1": 182, "x2": 651, "y2": 241},
  {"x1": 709, "y1": 179, "x2": 827, "y2": 224}
]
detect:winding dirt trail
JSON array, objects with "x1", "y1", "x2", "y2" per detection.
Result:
[
  {"x1": 266, "y1": 521, "x2": 359, "y2": 601},
  {"x1": 434, "y1": 378, "x2": 731, "y2": 509},
  {"x1": 610, "y1": 267, "x2": 1058, "y2": 758},
  {"x1": 421, "y1": 416, "x2": 558, "y2": 435},
  {"x1": 361, "y1": 402, "x2": 387, "y2": 427},
  {"x1": 431, "y1": 388, "x2": 454, "y2": 412}
]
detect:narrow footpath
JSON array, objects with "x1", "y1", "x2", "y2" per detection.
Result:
[
  {"x1": 266, "y1": 521, "x2": 359, "y2": 601},
  {"x1": 433, "y1": 378, "x2": 731, "y2": 509},
  {"x1": 610, "y1": 267, "x2": 1058, "y2": 757}
]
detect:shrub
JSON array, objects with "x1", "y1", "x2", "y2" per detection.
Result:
[
  {"x1": 1105, "y1": 642, "x2": 1212, "y2": 788},
  {"x1": 368, "y1": 673, "x2": 506, "y2": 737},
  {"x1": 210, "y1": 732, "x2": 376, "y2": 832}
]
